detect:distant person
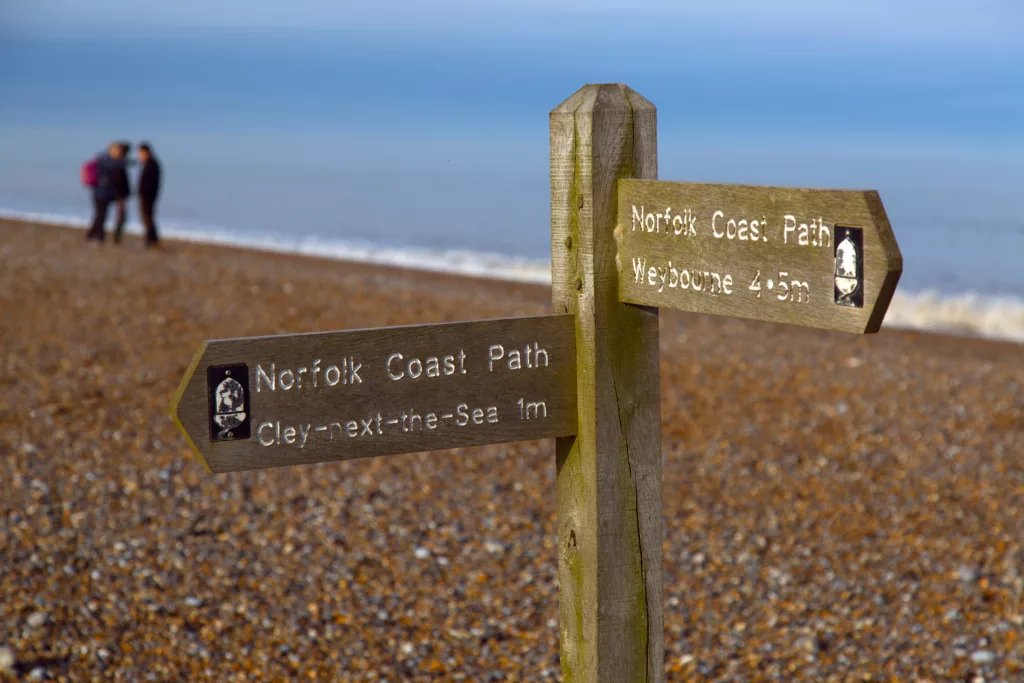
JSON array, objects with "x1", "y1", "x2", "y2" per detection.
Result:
[
  {"x1": 111, "y1": 141, "x2": 133, "y2": 244},
  {"x1": 136, "y1": 142, "x2": 162, "y2": 247},
  {"x1": 84, "y1": 141, "x2": 125, "y2": 243}
]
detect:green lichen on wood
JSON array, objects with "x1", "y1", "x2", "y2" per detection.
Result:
[
  {"x1": 555, "y1": 84, "x2": 661, "y2": 683},
  {"x1": 613, "y1": 87, "x2": 652, "y2": 683},
  {"x1": 559, "y1": 98, "x2": 589, "y2": 683}
]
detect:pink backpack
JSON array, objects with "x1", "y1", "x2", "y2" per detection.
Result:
[{"x1": 81, "y1": 157, "x2": 99, "y2": 187}]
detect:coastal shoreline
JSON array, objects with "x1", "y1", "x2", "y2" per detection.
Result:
[{"x1": 4, "y1": 210, "x2": 1024, "y2": 345}]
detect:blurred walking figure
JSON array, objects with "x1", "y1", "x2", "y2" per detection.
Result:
[
  {"x1": 111, "y1": 141, "x2": 133, "y2": 244},
  {"x1": 137, "y1": 142, "x2": 162, "y2": 247},
  {"x1": 84, "y1": 141, "x2": 126, "y2": 243}
]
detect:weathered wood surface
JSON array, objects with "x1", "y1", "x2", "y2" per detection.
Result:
[
  {"x1": 616, "y1": 180, "x2": 903, "y2": 333},
  {"x1": 171, "y1": 315, "x2": 577, "y2": 473},
  {"x1": 551, "y1": 84, "x2": 664, "y2": 682}
]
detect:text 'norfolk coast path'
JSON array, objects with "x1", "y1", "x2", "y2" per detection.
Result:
[
  {"x1": 171, "y1": 315, "x2": 577, "y2": 473},
  {"x1": 616, "y1": 180, "x2": 903, "y2": 333}
]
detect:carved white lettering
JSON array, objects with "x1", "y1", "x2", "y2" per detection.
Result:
[
  {"x1": 632, "y1": 257, "x2": 646, "y2": 283},
  {"x1": 447, "y1": 403, "x2": 499, "y2": 426},
  {"x1": 260, "y1": 358, "x2": 358, "y2": 390},
  {"x1": 256, "y1": 364, "x2": 275, "y2": 392},
  {"x1": 631, "y1": 205, "x2": 643, "y2": 231},
  {"x1": 256, "y1": 399, "x2": 507, "y2": 449},
  {"x1": 388, "y1": 350, "x2": 466, "y2": 381},
  {"x1": 783, "y1": 215, "x2": 831, "y2": 247},
  {"x1": 534, "y1": 343, "x2": 548, "y2": 367},
  {"x1": 633, "y1": 205, "x2": 696, "y2": 236},
  {"x1": 633, "y1": 259, "x2": 734, "y2": 297},
  {"x1": 490, "y1": 342, "x2": 549, "y2": 370},
  {"x1": 713, "y1": 210, "x2": 766, "y2": 242},
  {"x1": 279, "y1": 370, "x2": 295, "y2": 391},
  {"x1": 386, "y1": 353, "x2": 403, "y2": 380},
  {"x1": 488, "y1": 344, "x2": 503, "y2": 370},
  {"x1": 258, "y1": 421, "x2": 313, "y2": 448},
  {"x1": 518, "y1": 397, "x2": 548, "y2": 420},
  {"x1": 258, "y1": 422, "x2": 275, "y2": 446},
  {"x1": 675, "y1": 208, "x2": 697, "y2": 236}
]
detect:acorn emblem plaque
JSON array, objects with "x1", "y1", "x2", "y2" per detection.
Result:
[
  {"x1": 834, "y1": 226, "x2": 864, "y2": 308},
  {"x1": 207, "y1": 364, "x2": 250, "y2": 441}
]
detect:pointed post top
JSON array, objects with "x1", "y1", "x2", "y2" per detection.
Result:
[{"x1": 551, "y1": 83, "x2": 656, "y2": 116}]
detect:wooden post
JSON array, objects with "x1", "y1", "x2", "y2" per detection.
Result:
[{"x1": 551, "y1": 84, "x2": 663, "y2": 682}]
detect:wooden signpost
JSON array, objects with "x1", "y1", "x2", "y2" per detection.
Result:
[{"x1": 170, "y1": 83, "x2": 903, "y2": 683}]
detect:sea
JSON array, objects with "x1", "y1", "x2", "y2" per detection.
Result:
[{"x1": 1, "y1": 28, "x2": 1023, "y2": 343}]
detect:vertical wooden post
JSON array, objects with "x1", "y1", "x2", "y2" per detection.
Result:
[{"x1": 550, "y1": 85, "x2": 663, "y2": 682}]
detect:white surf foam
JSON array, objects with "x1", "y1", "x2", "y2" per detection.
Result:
[
  {"x1": 883, "y1": 291, "x2": 1024, "y2": 344},
  {"x1": 3, "y1": 208, "x2": 1023, "y2": 344}
]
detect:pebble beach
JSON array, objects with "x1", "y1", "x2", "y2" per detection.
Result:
[{"x1": 1, "y1": 218, "x2": 1023, "y2": 681}]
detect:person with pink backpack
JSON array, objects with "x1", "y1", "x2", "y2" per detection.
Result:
[{"x1": 83, "y1": 141, "x2": 126, "y2": 243}]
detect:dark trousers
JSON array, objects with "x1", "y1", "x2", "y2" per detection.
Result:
[
  {"x1": 139, "y1": 196, "x2": 159, "y2": 244},
  {"x1": 112, "y1": 199, "x2": 128, "y2": 244},
  {"x1": 87, "y1": 196, "x2": 110, "y2": 241}
]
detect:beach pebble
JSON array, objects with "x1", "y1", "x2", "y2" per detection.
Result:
[
  {"x1": 0, "y1": 646, "x2": 15, "y2": 674},
  {"x1": 957, "y1": 565, "x2": 978, "y2": 582},
  {"x1": 25, "y1": 611, "x2": 47, "y2": 628},
  {"x1": 970, "y1": 650, "x2": 996, "y2": 665}
]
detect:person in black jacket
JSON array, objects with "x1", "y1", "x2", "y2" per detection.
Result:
[
  {"x1": 136, "y1": 142, "x2": 161, "y2": 247},
  {"x1": 111, "y1": 141, "x2": 133, "y2": 244}
]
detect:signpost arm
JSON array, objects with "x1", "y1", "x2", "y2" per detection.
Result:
[{"x1": 551, "y1": 84, "x2": 664, "y2": 682}]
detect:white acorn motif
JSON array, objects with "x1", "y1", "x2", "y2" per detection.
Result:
[
  {"x1": 214, "y1": 377, "x2": 246, "y2": 434},
  {"x1": 834, "y1": 234, "x2": 860, "y2": 305}
]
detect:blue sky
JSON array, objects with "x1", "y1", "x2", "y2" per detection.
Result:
[
  {"x1": 5, "y1": 0, "x2": 1023, "y2": 43},
  {"x1": 2, "y1": 0, "x2": 1021, "y2": 178},
  {"x1": 1, "y1": 1, "x2": 1022, "y2": 290},
  {"x1": 2, "y1": 0, "x2": 1021, "y2": 159},
  {"x1": 1, "y1": 5, "x2": 1021, "y2": 177},
  {"x1": 4, "y1": 0, "x2": 1021, "y2": 138}
]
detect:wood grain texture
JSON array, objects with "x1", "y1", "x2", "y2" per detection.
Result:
[
  {"x1": 171, "y1": 315, "x2": 577, "y2": 473},
  {"x1": 616, "y1": 180, "x2": 902, "y2": 333},
  {"x1": 551, "y1": 84, "x2": 664, "y2": 683}
]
